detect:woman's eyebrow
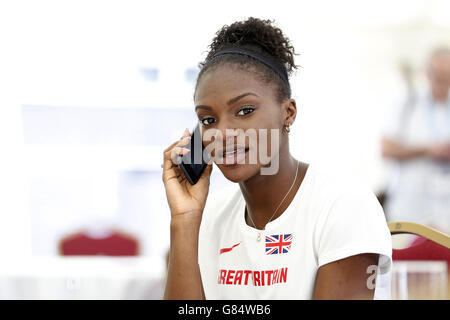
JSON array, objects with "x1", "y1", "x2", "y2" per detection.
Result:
[
  {"x1": 195, "y1": 92, "x2": 259, "y2": 111},
  {"x1": 195, "y1": 105, "x2": 213, "y2": 112},
  {"x1": 226, "y1": 92, "x2": 259, "y2": 105}
]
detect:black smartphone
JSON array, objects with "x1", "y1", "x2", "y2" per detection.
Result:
[{"x1": 179, "y1": 124, "x2": 210, "y2": 185}]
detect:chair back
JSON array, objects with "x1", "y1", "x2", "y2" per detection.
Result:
[{"x1": 388, "y1": 222, "x2": 449, "y2": 263}]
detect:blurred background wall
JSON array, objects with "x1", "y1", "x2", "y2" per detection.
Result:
[{"x1": 0, "y1": 0, "x2": 449, "y2": 272}]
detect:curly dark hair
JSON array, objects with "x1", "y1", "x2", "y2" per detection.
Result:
[{"x1": 195, "y1": 17, "x2": 299, "y2": 103}]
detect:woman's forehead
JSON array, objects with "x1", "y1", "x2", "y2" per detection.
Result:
[{"x1": 195, "y1": 65, "x2": 275, "y2": 104}]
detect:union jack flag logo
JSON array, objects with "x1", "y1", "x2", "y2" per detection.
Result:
[{"x1": 265, "y1": 234, "x2": 293, "y2": 255}]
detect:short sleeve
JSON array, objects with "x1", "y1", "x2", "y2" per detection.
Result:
[
  {"x1": 316, "y1": 187, "x2": 393, "y2": 298},
  {"x1": 317, "y1": 187, "x2": 392, "y2": 266}
]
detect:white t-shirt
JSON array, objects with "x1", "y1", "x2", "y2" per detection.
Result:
[
  {"x1": 382, "y1": 92, "x2": 450, "y2": 233},
  {"x1": 198, "y1": 164, "x2": 392, "y2": 299}
]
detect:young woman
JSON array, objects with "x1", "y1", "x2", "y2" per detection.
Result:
[{"x1": 162, "y1": 17, "x2": 392, "y2": 299}]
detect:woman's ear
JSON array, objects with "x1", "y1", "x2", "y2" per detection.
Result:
[{"x1": 282, "y1": 98, "x2": 297, "y2": 127}]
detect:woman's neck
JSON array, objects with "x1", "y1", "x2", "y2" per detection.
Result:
[{"x1": 239, "y1": 149, "x2": 308, "y2": 230}]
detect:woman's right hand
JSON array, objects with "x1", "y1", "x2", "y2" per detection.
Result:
[{"x1": 162, "y1": 128, "x2": 213, "y2": 220}]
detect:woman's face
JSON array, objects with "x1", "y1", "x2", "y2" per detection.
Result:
[{"x1": 194, "y1": 64, "x2": 290, "y2": 183}]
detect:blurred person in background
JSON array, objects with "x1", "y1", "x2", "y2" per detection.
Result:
[{"x1": 381, "y1": 47, "x2": 450, "y2": 234}]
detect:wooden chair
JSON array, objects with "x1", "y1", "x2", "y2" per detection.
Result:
[
  {"x1": 388, "y1": 222, "x2": 450, "y2": 299},
  {"x1": 389, "y1": 222, "x2": 450, "y2": 249}
]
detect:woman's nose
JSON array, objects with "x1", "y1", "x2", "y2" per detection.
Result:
[
  {"x1": 220, "y1": 127, "x2": 242, "y2": 144},
  {"x1": 201, "y1": 126, "x2": 237, "y2": 145}
]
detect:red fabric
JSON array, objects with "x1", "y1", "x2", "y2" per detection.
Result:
[
  {"x1": 59, "y1": 231, "x2": 139, "y2": 256},
  {"x1": 392, "y1": 236, "x2": 450, "y2": 264}
]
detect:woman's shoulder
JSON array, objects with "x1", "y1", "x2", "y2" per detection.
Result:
[
  {"x1": 202, "y1": 185, "x2": 241, "y2": 223},
  {"x1": 205, "y1": 184, "x2": 241, "y2": 206},
  {"x1": 302, "y1": 164, "x2": 387, "y2": 235},
  {"x1": 304, "y1": 164, "x2": 377, "y2": 206}
]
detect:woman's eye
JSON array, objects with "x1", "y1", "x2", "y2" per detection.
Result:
[
  {"x1": 237, "y1": 107, "x2": 255, "y2": 116},
  {"x1": 200, "y1": 117, "x2": 215, "y2": 126},
  {"x1": 200, "y1": 107, "x2": 254, "y2": 126}
]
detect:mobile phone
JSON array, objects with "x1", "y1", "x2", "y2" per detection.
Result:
[{"x1": 179, "y1": 124, "x2": 210, "y2": 185}]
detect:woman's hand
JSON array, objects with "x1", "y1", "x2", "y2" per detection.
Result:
[
  {"x1": 163, "y1": 128, "x2": 211, "y2": 300},
  {"x1": 162, "y1": 128, "x2": 213, "y2": 220}
]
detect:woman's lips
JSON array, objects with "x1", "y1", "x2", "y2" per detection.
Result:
[{"x1": 221, "y1": 147, "x2": 249, "y2": 165}]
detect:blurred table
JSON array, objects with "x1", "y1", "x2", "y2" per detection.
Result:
[
  {"x1": 0, "y1": 256, "x2": 166, "y2": 299},
  {"x1": 3, "y1": 258, "x2": 447, "y2": 300},
  {"x1": 391, "y1": 261, "x2": 449, "y2": 300}
]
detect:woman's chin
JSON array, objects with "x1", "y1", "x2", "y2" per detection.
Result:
[{"x1": 216, "y1": 163, "x2": 259, "y2": 183}]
